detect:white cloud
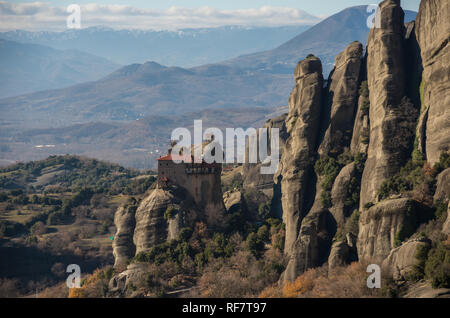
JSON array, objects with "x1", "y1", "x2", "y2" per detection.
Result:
[{"x1": 0, "y1": 1, "x2": 321, "y2": 31}]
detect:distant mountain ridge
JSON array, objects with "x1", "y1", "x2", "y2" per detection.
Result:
[
  {"x1": 221, "y1": 6, "x2": 417, "y2": 75},
  {"x1": 0, "y1": 25, "x2": 313, "y2": 67},
  {"x1": 0, "y1": 39, "x2": 119, "y2": 98}
]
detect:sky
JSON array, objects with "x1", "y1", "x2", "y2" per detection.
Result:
[{"x1": 0, "y1": 0, "x2": 421, "y2": 31}]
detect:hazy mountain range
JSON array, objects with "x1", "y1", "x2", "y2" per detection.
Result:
[
  {"x1": 221, "y1": 7, "x2": 416, "y2": 74},
  {"x1": 0, "y1": 25, "x2": 312, "y2": 67},
  {"x1": 0, "y1": 39, "x2": 119, "y2": 98}
]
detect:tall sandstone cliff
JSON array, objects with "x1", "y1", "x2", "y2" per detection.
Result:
[
  {"x1": 279, "y1": 0, "x2": 449, "y2": 282},
  {"x1": 319, "y1": 41, "x2": 364, "y2": 156},
  {"x1": 357, "y1": 198, "x2": 431, "y2": 262},
  {"x1": 281, "y1": 41, "x2": 364, "y2": 281},
  {"x1": 415, "y1": 0, "x2": 450, "y2": 164},
  {"x1": 360, "y1": 0, "x2": 418, "y2": 208},
  {"x1": 320, "y1": 40, "x2": 364, "y2": 227},
  {"x1": 356, "y1": 0, "x2": 449, "y2": 265},
  {"x1": 280, "y1": 56, "x2": 323, "y2": 259}
]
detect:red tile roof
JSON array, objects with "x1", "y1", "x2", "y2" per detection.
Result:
[{"x1": 157, "y1": 154, "x2": 193, "y2": 162}]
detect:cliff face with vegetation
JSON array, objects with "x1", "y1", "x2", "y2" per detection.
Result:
[
  {"x1": 360, "y1": 0, "x2": 418, "y2": 208},
  {"x1": 415, "y1": 0, "x2": 450, "y2": 165},
  {"x1": 273, "y1": 0, "x2": 450, "y2": 289}
]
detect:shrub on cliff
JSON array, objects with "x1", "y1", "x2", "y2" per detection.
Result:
[
  {"x1": 335, "y1": 210, "x2": 360, "y2": 242},
  {"x1": 315, "y1": 152, "x2": 362, "y2": 208},
  {"x1": 424, "y1": 241, "x2": 450, "y2": 288},
  {"x1": 409, "y1": 241, "x2": 431, "y2": 282},
  {"x1": 434, "y1": 152, "x2": 450, "y2": 175},
  {"x1": 314, "y1": 156, "x2": 341, "y2": 208},
  {"x1": 164, "y1": 205, "x2": 177, "y2": 220}
]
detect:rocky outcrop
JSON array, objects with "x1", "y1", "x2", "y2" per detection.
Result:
[
  {"x1": 404, "y1": 281, "x2": 450, "y2": 298},
  {"x1": 282, "y1": 209, "x2": 335, "y2": 281},
  {"x1": 404, "y1": 21, "x2": 423, "y2": 110},
  {"x1": 133, "y1": 188, "x2": 174, "y2": 254},
  {"x1": 167, "y1": 212, "x2": 183, "y2": 241},
  {"x1": 319, "y1": 41, "x2": 363, "y2": 156},
  {"x1": 328, "y1": 240, "x2": 351, "y2": 270},
  {"x1": 382, "y1": 237, "x2": 430, "y2": 281},
  {"x1": 280, "y1": 56, "x2": 324, "y2": 257},
  {"x1": 330, "y1": 162, "x2": 358, "y2": 227},
  {"x1": 243, "y1": 113, "x2": 288, "y2": 199},
  {"x1": 328, "y1": 232, "x2": 358, "y2": 271},
  {"x1": 240, "y1": 116, "x2": 286, "y2": 218},
  {"x1": 360, "y1": 0, "x2": 419, "y2": 208},
  {"x1": 434, "y1": 168, "x2": 450, "y2": 203},
  {"x1": 349, "y1": 48, "x2": 368, "y2": 155},
  {"x1": 112, "y1": 203, "x2": 137, "y2": 269},
  {"x1": 109, "y1": 263, "x2": 148, "y2": 297},
  {"x1": 357, "y1": 198, "x2": 432, "y2": 262},
  {"x1": 443, "y1": 202, "x2": 450, "y2": 236},
  {"x1": 133, "y1": 186, "x2": 199, "y2": 254},
  {"x1": 350, "y1": 92, "x2": 370, "y2": 155},
  {"x1": 415, "y1": 0, "x2": 450, "y2": 164},
  {"x1": 415, "y1": 107, "x2": 429, "y2": 155},
  {"x1": 223, "y1": 190, "x2": 246, "y2": 213}
]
